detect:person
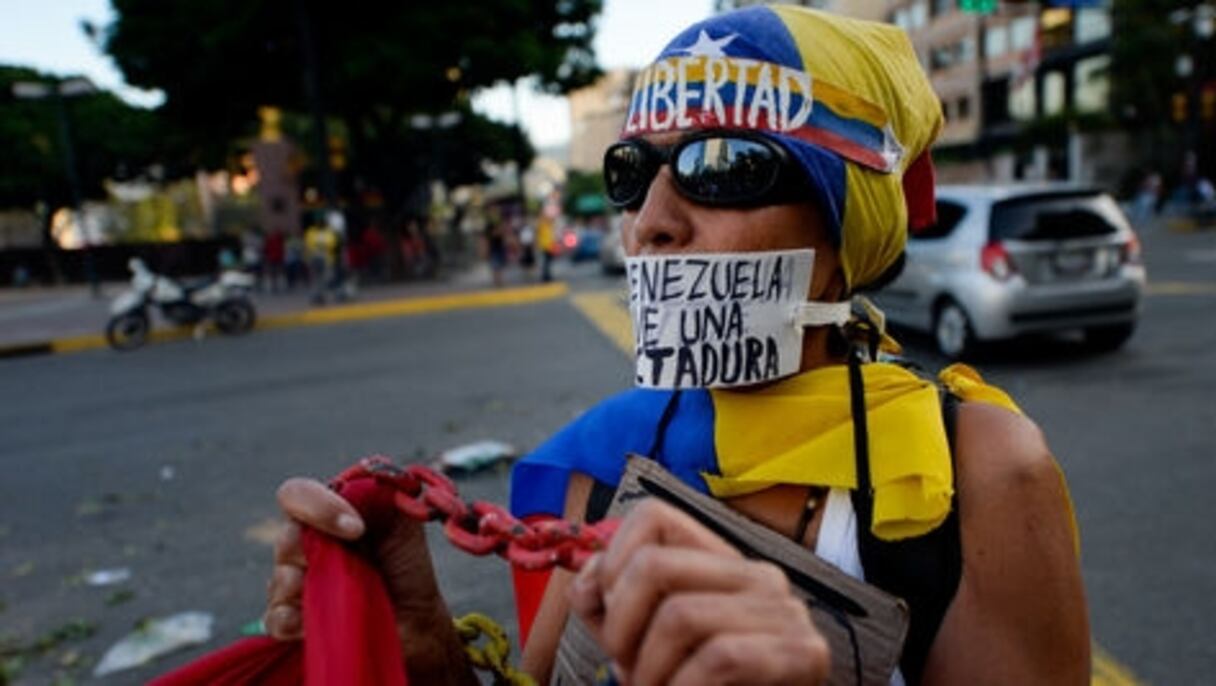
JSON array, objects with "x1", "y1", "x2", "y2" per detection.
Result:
[
  {"x1": 265, "y1": 7, "x2": 1089, "y2": 685},
  {"x1": 304, "y1": 217, "x2": 338, "y2": 304},
  {"x1": 485, "y1": 212, "x2": 509, "y2": 288},
  {"x1": 263, "y1": 227, "x2": 286, "y2": 293}
]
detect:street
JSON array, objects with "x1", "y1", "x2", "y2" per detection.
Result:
[{"x1": 2, "y1": 225, "x2": 1215, "y2": 684}]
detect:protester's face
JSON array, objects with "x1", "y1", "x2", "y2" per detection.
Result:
[{"x1": 620, "y1": 132, "x2": 846, "y2": 301}]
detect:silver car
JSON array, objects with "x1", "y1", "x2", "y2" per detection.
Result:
[{"x1": 874, "y1": 184, "x2": 1146, "y2": 358}]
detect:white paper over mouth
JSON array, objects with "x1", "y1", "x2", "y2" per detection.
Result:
[{"x1": 626, "y1": 249, "x2": 815, "y2": 389}]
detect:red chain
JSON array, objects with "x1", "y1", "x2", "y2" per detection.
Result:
[{"x1": 331, "y1": 456, "x2": 619, "y2": 572}]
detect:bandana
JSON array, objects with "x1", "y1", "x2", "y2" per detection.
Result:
[{"x1": 625, "y1": 6, "x2": 944, "y2": 290}]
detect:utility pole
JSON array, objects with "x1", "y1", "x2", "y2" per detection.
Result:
[{"x1": 13, "y1": 77, "x2": 100, "y2": 296}]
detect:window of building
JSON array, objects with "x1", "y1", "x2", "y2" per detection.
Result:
[
  {"x1": 1010, "y1": 16, "x2": 1036, "y2": 51},
  {"x1": 909, "y1": 1, "x2": 928, "y2": 29},
  {"x1": 1009, "y1": 76, "x2": 1036, "y2": 120},
  {"x1": 959, "y1": 37, "x2": 976, "y2": 63},
  {"x1": 892, "y1": 8, "x2": 910, "y2": 30},
  {"x1": 1075, "y1": 8, "x2": 1112, "y2": 44},
  {"x1": 985, "y1": 25, "x2": 1009, "y2": 58},
  {"x1": 1043, "y1": 71, "x2": 1066, "y2": 116},
  {"x1": 957, "y1": 96, "x2": 972, "y2": 120},
  {"x1": 1074, "y1": 55, "x2": 1111, "y2": 113}
]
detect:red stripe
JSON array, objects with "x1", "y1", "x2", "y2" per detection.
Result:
[{"x1": 626, "y1": 106, "x2": 889, "y2": 171}]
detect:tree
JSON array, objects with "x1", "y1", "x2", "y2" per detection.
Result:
[
  {"x1": 0, "y1": 65, "x2": 166, "y2": 277},
  {"x1": 104, "y1": 1, "x2": 602, "y2": 222}
]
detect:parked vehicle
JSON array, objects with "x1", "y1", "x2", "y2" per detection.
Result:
[
  {"x1": 105, "y1": 258, "x2": 257, "y2": 350},
  {"x1": 873, "y1": 185, "x2": 1146, "y2": 358}
]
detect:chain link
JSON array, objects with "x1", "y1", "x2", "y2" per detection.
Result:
[
  {"x1": 331, "y1": 455, "x2": 619, "y2": 573},
  {"x1": 452, "y1": 613, "x2": 536, "y2": 686}
]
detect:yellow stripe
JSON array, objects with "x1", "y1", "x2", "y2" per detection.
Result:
[
  {"x1": 1146, "y1": 280, "x2": 1216, "y2": 296},
  {"x1": 568, "y1": 291, "x2": 634, "y2": 356},
  {"x1": 43, "y1": 283, "x2": 569, "y2": 355},
  {"x1": 258, "y1": 283, "x2": 568, "y2": 330},
  {"x1": 569, "y1": 289, "x2": 1146, "y2": 686},
  {"x1": 1092, "y1": 645, "x2": 1144, "y2": 686}
]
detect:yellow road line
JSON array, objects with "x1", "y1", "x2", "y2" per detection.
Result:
[
  {"x1": 569, "y1": 291, "x2": 634, "y2": 356},
  {"x1": 569, "y1": 288, "x2": 1148, "y2": 686},
  {"x1": 1093, "y1": 645, "x2": 1144, "y2": 686},
  {"x1": 41, "y1": 282, "x2": 569, "y2": 355},
  {"x1": 1147, "y1": 280, "x2": 1216, "y2": 296},
  {"x1": 259, "y1": 282, "x2": 569, "y2": 331}
]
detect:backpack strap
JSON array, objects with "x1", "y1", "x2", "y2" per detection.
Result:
[{"x1": 849, "y1": 354, "x2": 963, "y2": 686}]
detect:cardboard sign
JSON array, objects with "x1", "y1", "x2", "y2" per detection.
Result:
[{"x1": 626, "y1": 250, "x2": 814, "y2": 389}]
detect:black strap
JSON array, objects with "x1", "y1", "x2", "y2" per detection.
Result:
[
  {"x1": 647, "y1": 390, "x2": 682, "y2": 461},
  {"x1": 849, "y1": 353, "x2": 963, "y2": 686}
]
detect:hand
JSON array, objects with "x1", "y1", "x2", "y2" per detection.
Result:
[
  {"x1": 567, "y1": 499, "x2": 830, "y2": 686},
  {"x1": 264, "y1": 477, "x2": 447, "y2": 641}
]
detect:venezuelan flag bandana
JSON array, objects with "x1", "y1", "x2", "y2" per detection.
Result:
[
  {"x1": 511, "y1": 363, "x2": 1020, "y2": 541},
  {"x1": 623, "y1": 6, "x2": 944, "y2": 290}
]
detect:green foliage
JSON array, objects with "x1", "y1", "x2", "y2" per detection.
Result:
[
  {"x1": 562, "y1": 170, "x2": 606, "y2": 216},
  {"x1": 104, "y1": 1, "x2": 601, "y2": 210},
  {"x1": 0, "y1": 65, "x2": 164, "y2": 210},
  {"x1": 1111, "y1": 0, "x2": 1216, "y2": 131}
]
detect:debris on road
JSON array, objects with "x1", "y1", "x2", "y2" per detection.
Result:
[
  {"x1": 105, "y1": 589, "x2": 135, "y2": 607},
  {"x1": 243, "y1": 517, "x2": 283, "y2": 547},
  {"x1": 93, "y1": 611, "x2": 213, "y2": 677},
  {"x1": 434, "y1": 440, "x2": 518, "y2": 476},
  {"x1": 160, "y1": 465, "x2": 176, "y2": 481},
  {"x1": 85, "y1": 568, "x2": 131, "y2": 587}
]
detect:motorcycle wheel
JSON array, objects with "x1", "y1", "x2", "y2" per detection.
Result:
[
  {"x1": 214, "y1": 298, "x2": 256, "y2": 335},
  {"x1": 106, "y1": 312, "x2": 150, "y2": 351}
]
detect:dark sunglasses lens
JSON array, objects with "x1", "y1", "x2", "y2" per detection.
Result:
[
  {"x1": 604, "y1": 144, "x2": 652, "y2": 206},
  {"x1": 674, "y1": 138, "x2": 781, "y2": 204}
]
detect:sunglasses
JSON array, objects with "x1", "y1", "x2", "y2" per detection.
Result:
[{"x1": 603, "y1": 132, "x2": 808, "y2": 211}]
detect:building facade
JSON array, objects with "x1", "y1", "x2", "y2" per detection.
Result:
[{"x1": 567, "y1": 69, "x2": 638, "y2": 173}]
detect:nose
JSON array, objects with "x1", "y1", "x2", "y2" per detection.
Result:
[{"x1": 627, "y1": 167, "x2": 694, "y2": 253}]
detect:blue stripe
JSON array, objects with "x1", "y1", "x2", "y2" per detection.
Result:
[
  {"x1": 657, "y1": 6, "x2": 804, "y2": 69},
  {"x1": 510, "y1": 389, "x2": 718, "y2": 518}
]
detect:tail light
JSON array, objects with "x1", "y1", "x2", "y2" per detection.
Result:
[
  {"x1": 981, "y1": 241, "x2": 1015, "y2": 281},
  {"x1": 1120, "y1": 232, "x2": 1142, "y2": 265}
]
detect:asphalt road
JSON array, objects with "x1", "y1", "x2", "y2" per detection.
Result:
[{"x1": 1, "y1": 225, "x2": 1214, "y2": 684}]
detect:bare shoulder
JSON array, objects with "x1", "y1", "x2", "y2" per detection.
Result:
[{"x1": 953, "y1": 401, "x2": 1060, "y2": 495}]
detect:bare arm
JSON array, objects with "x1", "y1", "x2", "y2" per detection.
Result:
[
  {"x1": 922, "y1": 403, "x2": 1090, "y2": 685},
  {"x1": 518, "y1": 472, "x2": 595, "y2": 682}
]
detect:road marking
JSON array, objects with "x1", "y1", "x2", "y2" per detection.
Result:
[
  {"x1": 569, "y1": 291, "x2": 634, "y2": 355},
  {"x1": 569, "y1": 288, "x2": 1147, "y2": 686},
  {"x1": 258, "y1": 282, "x2": 569, "y2": 331},
  {"x1": 1146, "y1": 280, "x2": 1216, "y2": 296},
  {"x1": 16, "y1": 282, "x2": 571, "y2": 357}
]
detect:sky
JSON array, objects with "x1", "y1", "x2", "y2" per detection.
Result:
[{"x1": 0, "y1": 0, "x2": 715, "y2": 149}]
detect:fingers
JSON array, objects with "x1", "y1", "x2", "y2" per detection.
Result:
[
  {"x1": 596, "y1": 546, "x2": 790, "y2": 670},
  {"x1": 598, "y1": 500, "x2": 740, "y2": 589},
  {"x1": 276, "y1": 477, "x2": 364, "y2": 540},
  {"x1": 668, "y1": 632, "x2": 831, "y2": 686},
  {"x1": 630, "y1": 593, "x2": 817, "y2": 686}
]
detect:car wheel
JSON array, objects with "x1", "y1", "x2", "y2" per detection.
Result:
[
  {"x1": 214, "y1": 299, "x2": 256, "y2": 335},
  {"x1": 105, "y1": 312, "x2": 150, "y2": 351},
  {"x1": 1084, "y1": 322, "x2": 1135, "y2": 353},
  {"x1": 934, "y1": 299, "x2": 974, "y2": 360}
]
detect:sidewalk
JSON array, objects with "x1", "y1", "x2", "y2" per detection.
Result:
[{"x1": 0, "y1": 263, "x2": 566, "y2": 358}]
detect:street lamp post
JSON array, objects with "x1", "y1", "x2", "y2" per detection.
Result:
[{"x1": 12, "y1": 77, "x2": 100, "y2": 296}]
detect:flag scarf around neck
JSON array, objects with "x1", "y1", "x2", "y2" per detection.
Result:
[
  {"x1": 623, "y1": 6, "x2": 944, "y2": 290},
  {"x1": 509, "y1": 362, "x2": 1022, "y2": 641}
]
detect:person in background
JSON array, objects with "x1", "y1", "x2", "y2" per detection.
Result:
[{"x1": 263, "y1": 227, "x2": 286, "y2": 293}]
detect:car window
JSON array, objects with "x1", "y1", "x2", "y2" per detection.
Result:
[
  {"x1": 989, "y1": 192, "x2": 1128, "y2": 241},
  {"x1": 911, "y1": 199, "x2": 967, "y2": 240}
]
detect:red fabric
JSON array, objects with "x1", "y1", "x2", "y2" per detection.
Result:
[
  {"x1": 512, "y1": 567, "x2": 552, "y2": 647},
  {"x1": 152, "y1": 478, "x2": 408, "y2": 686},
  {"x1": 903, "y1": 149, "x2": 938, "y2": 234}
]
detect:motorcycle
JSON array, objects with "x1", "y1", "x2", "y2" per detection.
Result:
[{"x1": 105, "y1": 258, "x2": 257, "y2": 351}]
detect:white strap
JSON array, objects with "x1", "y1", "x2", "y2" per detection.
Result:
[{"x1": 792, "y1": 301, "x2": 852, "y2": 328}]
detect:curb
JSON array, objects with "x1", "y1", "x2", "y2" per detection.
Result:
[{"x1": 0, "y1": 281, "x2": 569, "y2": 360}]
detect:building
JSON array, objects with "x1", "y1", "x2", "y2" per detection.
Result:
[{"x1": 567, "y1": 69, "x2": 638, "y2": 173}]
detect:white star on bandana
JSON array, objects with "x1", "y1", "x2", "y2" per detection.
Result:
[{"x1": 679, "y1": 29, "x2": 737, "y2": 58}]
